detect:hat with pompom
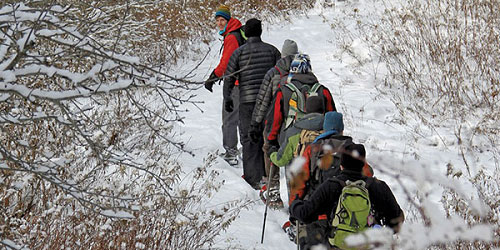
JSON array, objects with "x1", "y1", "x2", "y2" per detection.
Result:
[{"x1": 290, "y1": 54, "x2": 312, "y2": 74}]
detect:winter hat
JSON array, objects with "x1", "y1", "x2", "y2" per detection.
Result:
[
  {"x1": 341, "y1": 143, "x2": 366, "y2": 172},
  {"x1": 215, "y1": 5, "x2": 231, "y2": 20},
  {"x1": 245, "y1": 18, "x2": 262, "y2": 37},
  {"x1": 281, "y1": 39, "x2": 298, "y2": 58},
  {"x1": 323, "y1": 111, "x2": 344, "y2": 133},
  {"x1": 289, "y1": 54, "x2": 312, "y2": 74},
  {"x1": 305, "y1": 95, "x2": 325, "y2": 114}
]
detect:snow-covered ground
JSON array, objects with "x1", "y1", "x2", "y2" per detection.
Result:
[{"x1": 174, "y1": 2, "x2": 493, "y2": 249}]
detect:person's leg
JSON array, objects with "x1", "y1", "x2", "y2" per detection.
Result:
[
  {"x1": 262, "y1": 134, "x2": 271, "y2": 177},
  {"x1": 222, "y1": 87, "x2": 239, "y2": 156},
  {"x1": 239, "y1": 103, "x2": 265, "y2": 188},
  {"x1": 262, "y1": 132, "x2": 283, "y2": 207}
]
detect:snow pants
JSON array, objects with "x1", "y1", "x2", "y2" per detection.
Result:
[
  {"x1": 239, "y1": 102, "x2": 265, "y2": 186},
  {"x1": 222, "y1": 86, "x2": 239, "y2": 152}
]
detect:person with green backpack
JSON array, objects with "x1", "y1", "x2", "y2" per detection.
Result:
[
  {"x1": 266, "y1": 53, "x2": 336, "y2": 147},
  {"x1": 289, "y1": 143, "x2": 404, "y2": 249}
]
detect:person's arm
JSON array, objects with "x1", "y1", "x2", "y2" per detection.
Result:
[
  {"x1": 370, "y1": 179, "x2": 405, "y2": 232},
  {"x1": 251, "y1": 67, "x2": 276, "y2": 125},
  {"x1": 322, "y1": 88, "x2": 336, "y2": 112},
  {"x1": 290, "y1": 178, "x2": 339, "y2": 224},
  {"x1": 214, "y1": 34, "x2": 239, "y2": 77},
  {"x1": 223, "y1": 49, "x2": 240, "y2": 100},
  {"x1": 270, "y1": 133, "x2": 300, "y2": 167},
  {"x1": 267, "y1": 89, "x2": 284, "y2": 141}
]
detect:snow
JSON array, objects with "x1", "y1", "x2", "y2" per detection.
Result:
[{"x1": 0, "y1": 1, "x2": 496, "y2": 249}]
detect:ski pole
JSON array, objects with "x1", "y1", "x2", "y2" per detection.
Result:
[
  {"x1": 296, "y1": 220, "x2": 300, "y2": 250},
  {"x1": 261, "y1": 163, "x2": 275, "y2": 244}
]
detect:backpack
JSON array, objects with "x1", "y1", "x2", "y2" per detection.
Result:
[
  {"x1": 227, "y1": 26, "x2": 247, "y2": 46},
  {"x1": 283, "y1": 76, "x2": 323, "y2": 129},
  {"x1": 294, "y1": 129, "x2": 323, "y2": 158},
  {"x1": 329, "y1": 178, "x2": 374, "y2": 250},
  {"x1": 306, "y1": 136, "x2": 354, "y2": 197}
]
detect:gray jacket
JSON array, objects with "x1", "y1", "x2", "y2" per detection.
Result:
[
  {"x1": 223, "y1": 37, "x2": 281, "y2": 104},
  {"x1": 251, "y1": 54, "x2": 295, "y2": 126}
]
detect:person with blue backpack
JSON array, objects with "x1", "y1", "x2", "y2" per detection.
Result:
[{"x1": 289, "y1": 143, "x2": 405, "y2": 249}]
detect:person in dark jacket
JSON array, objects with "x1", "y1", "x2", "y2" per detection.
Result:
[
  {"x1": 249, "y1": 39, "x2": 299, "y2": 209},
  {"x1": 204, "y1": 5, "x2": 244, "y2": 165},
  {"x1": 289, "y1": 143, "x2": 405, "y2": 249},
  {"x1": 267, "y1": 54, "x2": 336, "y2": 147},
  {"x1": 223, "y1": 18, "x2": 281, "y2": 189}
]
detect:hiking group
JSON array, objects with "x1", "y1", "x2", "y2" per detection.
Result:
[{"x1": 204, "y1": 5, "x2": 405, "y2": 250}]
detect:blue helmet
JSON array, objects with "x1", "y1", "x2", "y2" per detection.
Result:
[{"x1": 289, "y1": 54, "x2": 312, "y2": 74}]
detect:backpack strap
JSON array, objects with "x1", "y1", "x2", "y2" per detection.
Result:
[
  {"x1": 275, "y1": 66, "x2": 283, "y2": 78},
  {"x1": 329, "y1": 177, "x2": 346, "y2": 188},
  {"x1": 364, "y1": 177, "x2": 374, "y2": 188},
  {"x1": 226, "y1": 28, "x2": 245, "y2": 46},
  {"x1": 284, "y1": 79, "x2": 306, "y2": 129},
  {"x1": 308, "y1": 82, "x2": 321, "y2": 97}
]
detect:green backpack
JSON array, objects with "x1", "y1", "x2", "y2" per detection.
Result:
[
  {"x1": 283, "y1": 75, "x2": 322, "y2": 129},
  {"x1": 329, "y1": 178, "x2": 374, "y2": 250}
]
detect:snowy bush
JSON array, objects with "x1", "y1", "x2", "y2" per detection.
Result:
[
  {"x1": 0, "y1": 2, "x2": 253, "y2": 248},
  {"x1": 375, "y1": 1, "x2": 500, "y2": 247}
]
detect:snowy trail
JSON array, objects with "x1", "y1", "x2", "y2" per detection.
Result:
[{"x1": 178, "y1": 3, "x2": 451, "y2": 249}]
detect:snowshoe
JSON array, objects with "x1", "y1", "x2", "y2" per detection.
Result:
[
  {"x1": 282, "y1": 221, "x2": 297, "y2": 243},
  {"x1": 259, "y1": 185, "x2": 284, "y2": 209},
  {"x1": 221, "y1": 149, "x2": 239, "y2": 167}
]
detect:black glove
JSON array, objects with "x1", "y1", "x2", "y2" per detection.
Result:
[
  {"x1": 267, "y1": 144, "x2": 279, "y2": 157},
  {"x1": 204, "y1": 71, "x2": 218, "y2": 92},
  {"x1": 268, "y1": 139, "x2": 279, "y2": 148},
  {"x1": 248, "y1": 123, "x2": 263, "y2": 143},
  {"x1": 224, "y1": 99, "x2": 234, "y2": 112},
  {"x1": 289, "y1": 199, "x2": 304, "y2": 221}
]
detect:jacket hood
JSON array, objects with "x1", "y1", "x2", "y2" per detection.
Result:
[
  {"x1": 275, "y1": 55, "x2": 294, "y2": 73},
  {"x1": 294, "y1": 113, "x2": 324, "y2": 130},
  {"x1": 221, "y1": 18, "x2": 242, "y2": 36},
  {"x1": 290, "y1": 72, "x2": 318, "y2": 85}
]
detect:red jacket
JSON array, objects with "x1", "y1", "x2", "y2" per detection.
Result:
[
  {"x1": 267, "y1": 87, "x2": 335, "y2": 142},
  {"x1": 214, "y1": 18, "x2": 242, "y2": 85}
]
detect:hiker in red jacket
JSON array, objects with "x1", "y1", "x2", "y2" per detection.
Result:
[{"x1": 204, "y1": 5, "x2": 245, "y2": 165}]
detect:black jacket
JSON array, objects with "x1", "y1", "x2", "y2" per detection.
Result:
[
  {"x1": 290, "y1": 170, "x2": 404, "y2": 230},
  {"x1": 223, "y1": 37, "x2": 281, "y2": 104},
  {"x1": 251, "y1": 54, "x2": 295, "y2": 126}
]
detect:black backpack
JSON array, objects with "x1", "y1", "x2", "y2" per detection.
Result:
[
  {"x1": 227, "y1": 26, "x2": 247, "y2": 46},
  {"x1": 305, "y1": 135, "x2": 354, "y2": 199}
]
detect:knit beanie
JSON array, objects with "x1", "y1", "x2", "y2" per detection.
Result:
[
  {"x1": 289, "y1": 54, "x2": 312, "y2": 74},
  {"x1": 305, "y1": 95, "x2": 325, "y2": 114},
  {"x1": 282, "y1": 39, "x2": 298, "y2": 58},
  {"x1": 341, "y1": 143, "x2": 366, "y2": 172},
  {"x1": 245, "y1": 18, "x2": 262, "y2": 37},
  {"x1": 323, "y1": 111, "x2": 344, "y2": 133},
  {"x1": 215, "y1": 5, "x2": 231, "y2": 20}
]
